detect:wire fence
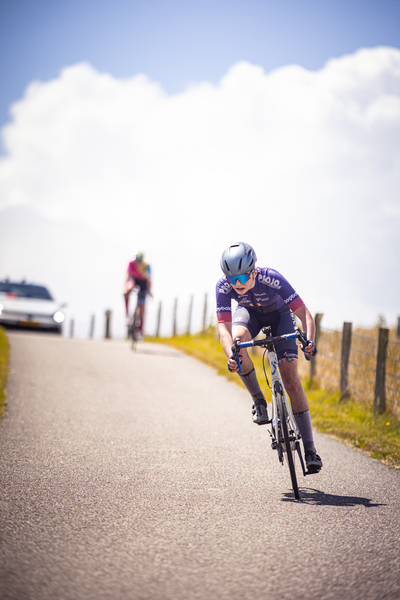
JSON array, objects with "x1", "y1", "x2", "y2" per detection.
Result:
[
  {"x1": 348, "y1": 332, "x2": 378, "y2": 404},
  {"x1": 77, "y1": 297, "x2": 400, "y2": 418},
  {"x1": 297, "y1": 318, "x2": 400, "y2": 418},
  {"x1": 149, "y1": 299, "x2": 400, "y2": 417},
  {"x1": 384, "y1": 338, "x2": 400, "y2": 417}
]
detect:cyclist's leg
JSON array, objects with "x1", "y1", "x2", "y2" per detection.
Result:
[
  {"x1": 231, "y1": 306, "x2": 261, "y2": 370},
  {"x1": 135, "y1": 280, "x2": 148, "y2": 334},
  {"x1": 231, "y1": 325, "x2": 253, "y2": 372},
  {"x1": 138, "y1": 297, "x2": 146, "y2": 334},
  {"x1": 271, "y1": 306, "x2": 308, "y2": 411},
  {"x1": 279, "y1": 360, "x2": 322, "y2": 468},
  {"x1": 279, "y1": 359, "x2": 309, "y2": 412},
  {"x1": 124, "y1": 279, "x2": 135, "y2": 317},
  {"x1": 232, "y1": 308, "x2": 268, "y2": 424},
  {"x1": 273, "y1": 308, "x2": 322, "y2": 469}
]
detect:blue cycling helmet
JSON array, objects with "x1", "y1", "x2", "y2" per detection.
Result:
[{"x1": 220, "y1": 242, "x2": 257, "y2": 277}]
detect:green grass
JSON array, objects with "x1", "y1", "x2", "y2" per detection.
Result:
[
  {"x1": 0, "y1": 326, "x2": 10, "y2": 419},
  {"x1": 1, "y1": 325, "x2": 398, "y2": 468},
  {"x1": 306, "y1": 388, "x2": 400, "y2": 468},
  {"x1": 151, "y1": 328, "x2": 400, "y2": 470}
]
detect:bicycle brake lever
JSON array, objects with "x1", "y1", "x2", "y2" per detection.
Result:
[
  {"x1": 229, "y1": 338, "x2": 242, "y2": 374},
  {"x1": 301, "y1": 337, "x2": 317, "y2": 361},
  {"x1": 296, "y1": 327, "x2": 314, "y2": 362}
]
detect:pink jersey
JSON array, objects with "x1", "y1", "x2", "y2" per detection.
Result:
[{"x1": 127, "y1": 260, "x2": 151, "y2": 281}]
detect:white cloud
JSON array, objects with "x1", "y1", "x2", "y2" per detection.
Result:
[{"x1": 1, "y1": 46, "x2": 399, "y2": 333}]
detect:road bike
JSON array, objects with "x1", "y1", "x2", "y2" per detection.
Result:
[
  {"x1": 127, "y1": 288, "x2": 143, "y2": 350},
  {"x1": 231, "y1": 326, "x2": 317, "y2": 500}
]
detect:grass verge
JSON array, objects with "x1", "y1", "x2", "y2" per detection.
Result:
[
  {"x1": 151, "y1": 328, "x2": 400, "y2": 470},
  {"x1": 0, "y1": 326, "x2": 10, "y2": 419}
]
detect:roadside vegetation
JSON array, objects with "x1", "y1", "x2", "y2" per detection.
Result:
[
  {"x1": 0, "y1": 326, "x2": 10, "y2": 419},
  {"x1": 0, "y1": 325, "x2": 398, "y2": 468},
  {"x1": 152, "y1": 328, "x2": 400, "y2": 470}
]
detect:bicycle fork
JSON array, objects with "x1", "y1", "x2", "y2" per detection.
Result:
[{"x1": 268, "y1": 351, "x2": 286, "y2": 463}]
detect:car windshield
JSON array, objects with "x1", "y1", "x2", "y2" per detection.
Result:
[{"x1": 0, "y1": 283, "x2": 53, "y2": 300}]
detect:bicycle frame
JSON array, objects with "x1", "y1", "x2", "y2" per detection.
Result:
[
  {"x1": 128, "y1": 288, "x2": 144, "y2": 349},
  {"x1": 268, "y1": 347, "x2": 300, "y2": 454},
  {"x1": 232, "y1": 327, "x2": 309, "y2": 482}
]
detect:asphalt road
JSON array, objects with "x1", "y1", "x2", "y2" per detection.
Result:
[{"x1": 1, "y1": 332, "x2": 399, "y2": 600}]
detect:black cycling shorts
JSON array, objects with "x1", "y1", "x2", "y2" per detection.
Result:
[
  {"x1": 130, "y1": 278, "x2": 148, "y2": 301},
  {"x1": 232, "y1": 304, "x2": 298, "y2": 360}
]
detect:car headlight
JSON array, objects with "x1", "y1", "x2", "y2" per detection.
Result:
[{"x1": 53, "y1": 311, "x2": 65, "y2": 324}]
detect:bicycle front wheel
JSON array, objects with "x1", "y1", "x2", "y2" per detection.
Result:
[
  {"x1": 275, "y1": 381, "x2": 300, "y2": 500},
  {"x1": 131, "y1": 307, "x2": 141, "y2": 350}
]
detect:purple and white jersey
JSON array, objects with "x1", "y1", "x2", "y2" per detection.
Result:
[{"x1": 216, "y1": 267, "x2": 304, "y2": 323}]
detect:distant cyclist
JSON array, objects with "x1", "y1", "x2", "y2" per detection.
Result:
[
  {"x1": 124, "y1": 251, "x2": 152, "y2": 336},
  {"x1": 216, "y1": 242, "x2": 322, "y2": 473}
]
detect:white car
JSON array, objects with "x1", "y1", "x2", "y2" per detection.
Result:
[{"x1": 0, "y1": 280, "x2": 66, "y2": 334}]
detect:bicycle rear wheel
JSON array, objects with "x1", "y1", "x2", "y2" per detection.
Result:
[{"x1": 275, "y1": 381, "x2": 300, "y2": 500}]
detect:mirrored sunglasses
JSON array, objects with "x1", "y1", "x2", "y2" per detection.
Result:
[{"x1": 226, "y1": 272, "x2": 252, "y2": 285}]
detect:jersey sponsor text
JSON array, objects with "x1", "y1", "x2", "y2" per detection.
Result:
[{"x1": 258, "y1": 273, "x2": 282, "y2": 290}]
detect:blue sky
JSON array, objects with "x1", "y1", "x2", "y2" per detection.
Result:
[
  {"x1": 1, "y1": 0, "x2": 400, "y2": 131},
  {"x1": 1, "y1": 0, "x2": 400, "y2": 335}
]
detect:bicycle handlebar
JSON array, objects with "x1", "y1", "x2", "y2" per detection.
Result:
[{"x1": 229, "y1": 326, "x2": 316, "y2": 372}]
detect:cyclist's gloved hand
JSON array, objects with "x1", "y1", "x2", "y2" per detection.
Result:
[
  {"x1": 227, "y1": 354, "x2": 242, "y2": 373},
  {"x1": 302, "y1": 341, "x2": 317, "y2": 361}
]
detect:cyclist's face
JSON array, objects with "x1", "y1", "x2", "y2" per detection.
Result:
[{"x1": 230, "y1": 270, "x2": 257, "y2": 295}]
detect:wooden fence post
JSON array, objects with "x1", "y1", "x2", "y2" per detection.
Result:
[
  {"x1": 89, "y1": 314, "x2": 95, "y2": 339},
  {"x1": 310, "y1": 313, "x2": 323, "y2": 384},
  {"x1": 187, "y1": 295, "x2": 193, "y2": 335},
  {"x1": 105, "y1": 310, "x2": 112, "y2": 339},
  {"x1": 340, "y1": 322, "x2": 352, "y2": 400},
  {"x1": 172, "y1": 299, "x2": 178, "y2": 336},
  {"x1": 202, "y1": 293, "x2": 208, "y2": 332},
  {"x1": 155, "y1": 301, "x2": 162, "y2": 337},
  {"x1": 397, "y1": 316, "x2": 400, "y2": 340},
  {"x1": 374, "y1": 327, "x2": 389, "y2": 415}
]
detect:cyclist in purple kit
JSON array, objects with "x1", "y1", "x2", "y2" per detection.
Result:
[{"x1": 216, "y1": 242, "x2": 323, "y2": 473}]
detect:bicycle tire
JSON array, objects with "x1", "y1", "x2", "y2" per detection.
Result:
[
  {"x1": 275, "y1": 381, "x2": 300, "y2": 500},
  {"x1": 131, "y1": 306, "x2": 141, "y2": 350}
]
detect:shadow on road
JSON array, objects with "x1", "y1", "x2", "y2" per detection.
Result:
[{"x1": 282, "y1": 488, "x2": 386, "y2": 507}]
